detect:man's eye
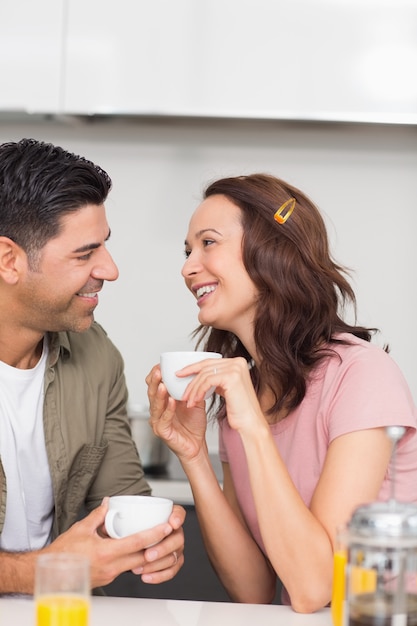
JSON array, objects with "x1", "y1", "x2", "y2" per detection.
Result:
[{"x1": 78, "y1": 252, "x2": 93, "y2": 261}]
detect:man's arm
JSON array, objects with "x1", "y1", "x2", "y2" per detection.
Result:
[
  {"x1": 0, "y1": 550, "x2": 39, "y2": 594},
  {"x1": 0, "y1": 499, "x2": 185, "y2": 595}
]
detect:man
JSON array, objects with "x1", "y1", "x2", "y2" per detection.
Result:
[{"x1": 0, "y1": 138, "x2": 185, "y2": 594}]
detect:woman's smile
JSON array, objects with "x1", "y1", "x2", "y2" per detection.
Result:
[{"x1": 194, "y1": 283, "x2": 218, "y2": 305}]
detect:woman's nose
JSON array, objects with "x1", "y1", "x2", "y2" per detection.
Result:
[{"x1": 181, "y1": 254, "x2": 199, "y2": 278}]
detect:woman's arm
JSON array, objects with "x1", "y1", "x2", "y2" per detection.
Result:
[
  {"x1": 180, "y1": 356, "x2": 394, "y2": 612},
  {"x1": 146, "y1": 364, "x2": 276, "y2": 603},
  {"x1": 239, "y1": 423, "x2": 392, "y2": 612},
  {"x1": 182, "y1": 452, "x2": 277, "y2": 604}
]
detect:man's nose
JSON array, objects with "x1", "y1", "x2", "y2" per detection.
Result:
[{"x1": 92, "y1": 248, "x2": 119, "y2": 282}]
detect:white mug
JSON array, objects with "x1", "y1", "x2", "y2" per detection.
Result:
[
  {"x1": 160, "y1": 351, "x2": 222, "y2": 400},
  {"x1": 105, "y1": 495, "x2": 173, "y2": 539}
]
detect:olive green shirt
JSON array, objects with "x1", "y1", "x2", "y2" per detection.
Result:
[{"x1": 0, "y1": 322, "x2": 151, "y2": 541}]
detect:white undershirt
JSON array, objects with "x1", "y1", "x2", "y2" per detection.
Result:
[{"x1": 0, "y1": 340, "x2": 54, "y2": 551}]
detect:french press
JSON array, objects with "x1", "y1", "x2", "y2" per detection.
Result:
[{"x1": 344, "y1": 427, "x2": 417, "y2": 626}]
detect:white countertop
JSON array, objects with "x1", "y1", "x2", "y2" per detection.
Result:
[
  {"x1": 145, "y1": 452, "x2": 223, "y2": 505},
  {"x1": 147, "y1": 477, "x2": 195, "y2": 505},
  {"x1": 0, "y1": 595, "x2": 332, "y2": 626}
]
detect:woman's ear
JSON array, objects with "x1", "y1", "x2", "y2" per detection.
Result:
[{"x1": 0, "y1": 236, "x2": 25, "y2": 285}]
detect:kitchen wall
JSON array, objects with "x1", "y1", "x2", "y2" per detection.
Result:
[{"x1": 0, "y1": 116, "x2": 415, "y2": 451}]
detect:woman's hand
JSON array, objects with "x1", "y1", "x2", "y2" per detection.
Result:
[
  {"x1": 145, "y1": 364, "x2": 208, "y2": 463},
  {"x1": 181, "y1": 356, "x2": 265, "y2": 435}
]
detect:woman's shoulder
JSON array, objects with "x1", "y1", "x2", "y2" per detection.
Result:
[
  {"x1": 328, "y1": 332, "x2": 394, "y2": 367},
  {"x1": 315, "y1": 332, "x2": 413, "y2": 401}
]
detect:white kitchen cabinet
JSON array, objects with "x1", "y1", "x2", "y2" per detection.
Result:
[
  {"x1": 64, "y1": 0, "x2": 417, "y2": 123},
  {"x1": 64, "y1": 0, "x2": 194, "y2": 115},
  {"x1": 0, "y1": 0, "x2": 64, "y2": 113},
  {"x1": 2, "y1": 0, "x2": 415, "y2": 121}
]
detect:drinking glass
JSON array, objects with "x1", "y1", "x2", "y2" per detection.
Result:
[
  {"x1": 35, "y1": 553, "x2": 90, "y2": 626},
  {"x1": 331, "y1": 527, "x2": 348, "y2": 626}
]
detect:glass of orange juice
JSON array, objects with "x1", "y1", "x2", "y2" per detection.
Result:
[
  {"x1": 35, "y1": 554, "x2": 90, "y2": 626},
  {"x1": 331, "y1": 527, "x2": 348, "y2": 626}
]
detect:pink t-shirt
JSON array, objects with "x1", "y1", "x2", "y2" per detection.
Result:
[{"x1": 219, "y1": 334, "x2": 417, "y2": 555}]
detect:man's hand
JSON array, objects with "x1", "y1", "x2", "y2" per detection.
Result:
[
  {"x1": 0, "y1": 498, "x2": 186, "y2": 595},
  {"x1": 133, "y1": 504, "x2": 185, "y2": 583},
  {"x1": 48, "y1": 499, "x2": 186, "y2": 588}
]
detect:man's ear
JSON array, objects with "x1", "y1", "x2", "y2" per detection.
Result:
[{"x1": 0, "y1": 236, "x2": 26, "y2": 285}]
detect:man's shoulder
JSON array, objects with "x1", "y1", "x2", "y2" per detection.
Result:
[
  {"x1": 45, "y1": 325, "x2": 125, "y2": 397},
  {"x1": 63, "y1": 321, "x2": 109, "y2": 346},
  {"x1": 55, "y1": 322, "x2": 122, "y2": 366},
  {"x1": 73, "y1": 321, "x2": 109, "y2": 342}
]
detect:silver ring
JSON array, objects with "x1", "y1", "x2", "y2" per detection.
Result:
[
  {"x1": 173, "y1": 550, "x2": 178, "y2": 565},
  {"x1": 213, "y1": 368, "x2": 217, "y2": 375}
]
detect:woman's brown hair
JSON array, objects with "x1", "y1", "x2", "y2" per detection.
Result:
[{"x1": 193, "y1": 173, "x2": 378, "y2": 419}]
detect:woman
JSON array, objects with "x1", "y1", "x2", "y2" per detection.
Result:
[{"x1": 146, "y1": 174, "x2": 417, "y2": 613}]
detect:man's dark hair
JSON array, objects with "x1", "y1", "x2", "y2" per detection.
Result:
[{"x1": 0, "y1": 138, "x2": 112, "y2": 266}]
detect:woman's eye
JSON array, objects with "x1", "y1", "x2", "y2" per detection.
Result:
[{"x1": 184, "y1": 239, "x2": 214, "y2": 258}]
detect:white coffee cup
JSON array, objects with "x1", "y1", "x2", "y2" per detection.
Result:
[
  {"x1": 105, "y1": 495, "x2": 173, "y2": 539},
  {"x1": 160, "y1": 351, "x2": 222, "y2": 400}
]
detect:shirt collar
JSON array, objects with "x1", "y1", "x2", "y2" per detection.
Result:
[{"x1": 47, "y1": 331, "x2": 71, "y2": 367}]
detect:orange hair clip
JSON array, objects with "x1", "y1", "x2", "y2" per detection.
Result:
[{"x1": 274, "y1": 197, "x2": 295, "y2": 224}]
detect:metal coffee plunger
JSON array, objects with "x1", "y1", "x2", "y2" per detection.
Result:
[{"x1": 345, "y1": 426, "x2": 417, "y2": 626}]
